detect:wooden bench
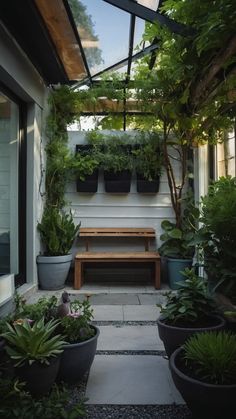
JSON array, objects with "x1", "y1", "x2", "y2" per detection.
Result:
[{"x1": 74, "y1": 228, "x2": 161, "y2": 290}]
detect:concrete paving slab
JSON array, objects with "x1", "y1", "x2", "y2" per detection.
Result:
[
  {"x1": 90, "y1": 294, "x2": 140, "y2": 305},
  {"x1": 138, "y1": 294, "x2": 167, "y2": 305},
  {"x1": 86, "y1": 355, "x2": 184, "y2": 405},
  {"x1": 92, "y1": 305, "x2": 124, "y2": 321},
  {"x1": 97, "y1": 325, "x2": 164, "y2": 351},
  {"x1": 109, "y1": 285, "x2": 147, "y2": 293},
  {"x1": 123, "y1": 305, "x2": 160, "y2": 321}
]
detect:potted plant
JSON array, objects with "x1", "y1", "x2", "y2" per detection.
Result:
[
  {"x1": 15, "y1": 292, "x2": 100, "y2": 385},
  {"x1": 75, "y1": 145, "x2": 100, "y2": 193},
  {"x1": 99, "y1": 135, "x2": 133, "y2": 193},
  {"x1": 57, "y1": 296, "x2": 99, "y2": 384},
  {"x1": 1, "y1": 318, "x2": 65, "y2": 396},
  {"x1": 37, "y1": 208, "x2": 80, "y2": 290},
  {"x1": 132, "y1": 132, "x2": 163, "y2": 193},
  {"x1": 158, "y1": 193, "x2": 199, "y2": 289},
  {"x1": 157, "y1": 268, "x2": 226, "y2": 357},
  {"x1": 169, "y1": 331, "x2": 236, "y2": 418}
]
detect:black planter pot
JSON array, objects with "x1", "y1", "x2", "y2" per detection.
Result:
[
  {"x1": 104, "y1": 170, "x2": 131, "y2": 193},
  {"x1": 76, "y1": 169, "x2": 99, "y2": 193},
  {"x1": 157, "y1": 314, "x2": 226, "y2": 358},
  {"x1": 57, "y1": 325, "x2": 100, "y2": 384},
  {"x1": 136, "y1": 174, "x2": 160, "y2": 194},
  {"x1": 15, "y1": 356, "x2": 61, "y2": 397},
  {"x1": 169, "y1": 347, "x2": 236, "y2": 419}
]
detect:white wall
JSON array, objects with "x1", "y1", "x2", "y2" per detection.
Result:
[{"x1": 67, "y1": 131, "x2": 182, "y2": 281}]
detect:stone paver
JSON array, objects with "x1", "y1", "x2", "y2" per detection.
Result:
[
  {"x1": 123, "y1": 305, "x2": 160, "y2": 321},
  {"x1": 86, "y1": 355, "x2": 184, "y2": 405},
  {"x1": 97, "y1": 325, "x2": 164, "y2": 351},
  {"x1": 92, "y1": 305, "x2": 124, "y2": 321},
  {"x1": 138, "y1": 293, "x2": 167, "y2": 305},
  {"x1": 90, "y1": 294, "x2": 140, "y2": 305}
]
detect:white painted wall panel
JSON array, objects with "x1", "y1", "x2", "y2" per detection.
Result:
[{"x1": 67, "y1": 131, "x2": 179, "y2": 263}]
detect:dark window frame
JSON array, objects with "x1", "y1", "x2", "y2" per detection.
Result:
[{"x1": 0, "y1": 81, "x2": 27, "y2": 287}]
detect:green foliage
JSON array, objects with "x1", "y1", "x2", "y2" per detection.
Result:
[
  {"x1": 86, "y1": 131, "x2": 134, "y2": 173},
  {"x1": 1, "y1": 318, "x2": 65, "y2": 367},
  {"x1": 183, "y1": 331, "x2": 236, "y2": 385},
  {"x1": 158, "y1": 192, "x2": 199, "y2": 258},
  {"x1": 157, "y1": 268, "x2": 216, "y2": 325},
  {"x1": 37, "y1": 207, "x2": 80, "y2": 256},
  {"x1": 60, "y1": 299, "x2": 95, "y2": 344},
  {"x1": 194, "y1": 176, "x2": 236, "y2": 298},
  {"x1": 15, "y1": 296, "x2": 58, "y2": 323},
  {"x1": 132, "y1": 132, "x2": 164, "y2": 180},
  {"x1": 0, "y1": 379, "x2": 86, "y2": 418}
]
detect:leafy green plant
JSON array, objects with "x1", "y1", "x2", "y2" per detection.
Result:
[
  {"x1": 37, "y1": 207, "x2": 80, "y2": 256},
  {"x1": 0, "y1": 378, "x2": 86, "y2": 418},
  {"x1": 16, "y1": 296, "x2": 58, "y2": 323},
  {"x1": 132, "y1": 132, "x2": 164, "y2": 180},
  {"x1": 157, "y1": 268, "x2": 216, "y2": 326},
  {"x1": 1, "y1": 318, "x2": 65, "y2": 366},
  {"x1": 194, "y1": 176, "x2": 236, "y2": 299},
  {"x1": 158, "y1": 192, "x2": 199, "y2": 258},
  {"x1": 183, "y1": 331, "x2": 236, "y2": 385},
  {"x1": 60, "y1": 299, "x2": 95, "y2": 344}
]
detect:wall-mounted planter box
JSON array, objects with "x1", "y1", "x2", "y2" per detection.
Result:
[
  {"x1": 104, "y1": 170, "x2": 132, "y2": 193},
  {"x1": 136, "y1": 174, "x2": 160, "y2": 194},
  {"x1": 76, "y1": 170, "x2": 99, "y2": 193}
]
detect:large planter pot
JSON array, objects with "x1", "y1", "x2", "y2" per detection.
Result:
[
  {"x1": 136, "y1": 174, "x2": 160, "y2": 194},
  {"x1": 57, "y1": 325, "x2": 100, "y2": 384},
  {"x1": 157, "y1": 314, "x2": 226, "y2": 358},
  {"x1": 37, "y1": 254, "x2": 72, "y2": 290},
  {"x1": 15, "y1": 356, "x2": 61, "y2": 397},
  {"x1": 167, "y1": 258, "x2": 193, "y2": 289},
  {"x1": 104, "y1": 170, "x2": 131, "y2": 193},
  {"x1": 76, "y1": 169, "x2": 98, "y2": 193},
  {"x1": 169, "y1": 346, "x2": 236, "y2": 419}
]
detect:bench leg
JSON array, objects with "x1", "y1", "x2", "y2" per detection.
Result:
[
  {"x1": 154, "y1": 260, "x2": 161, "y2": 289},
  {"x1": 74, "y1": 260, "x2": 83, "y2": 289}
]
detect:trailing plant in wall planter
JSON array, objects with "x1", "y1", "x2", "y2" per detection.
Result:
[
  {"x1": 75, "y1": 145, "x2": 100, "y2": 193},
  {"x1": 132, "y1": 132, "x2": 164, "y2": 193},
  {"x1": 89, "y1": 132, "x2": 133, "y2": 193},
  {"x1": 37, "y1": 86, "x2": 81, "y2": 290}
]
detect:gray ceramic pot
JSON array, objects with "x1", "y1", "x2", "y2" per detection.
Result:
[
  {"x1": 37, "y1": 254, "x2": 72, "y2": 290},
  {"x1": 57, "y1": 325, "x2": 100, "y2": 384}
]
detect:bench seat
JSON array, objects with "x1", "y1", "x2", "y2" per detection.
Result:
[{"x1": 74, "y1": 251, "x2": 161, "y2": 290}]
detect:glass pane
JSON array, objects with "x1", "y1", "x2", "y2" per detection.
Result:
[
  {"x1": 137, "y1": 0, "x2": 159, "y2": 10},
  {"x1": 69, "y1": 0, "x2": 130, "y2": 76},
  {"x1": 133, "y1": 18, "x2": 149, "y2": 53},
  {"x1": 0, "y1": 93, "x2": 19, "y2": 275}
]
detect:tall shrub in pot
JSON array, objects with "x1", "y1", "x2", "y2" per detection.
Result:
[{"x1": 37, "y1": 86, "x2": 81, "y2": 290}]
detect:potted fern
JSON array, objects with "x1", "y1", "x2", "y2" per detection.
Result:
[
  {"x1": 37, "y1": 207, "x2": 80, "y2": 290},
  {"x1": 169, "y1": 331, "x2": 236, "y2": 418}
]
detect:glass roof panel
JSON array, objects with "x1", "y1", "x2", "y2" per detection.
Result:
[
  {"x1": 137, "y1": 0, "x2": 159, "y2": 11},
  {"x1": 133, "y1": 17, "x2": 149, "y2": 53},
  {"x1": 69, "y1": 0, "x2": 130, "y2": 76}
]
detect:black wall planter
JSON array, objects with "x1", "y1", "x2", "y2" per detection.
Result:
[
  {"x1": 136, "y1": 174, "x2": 160, "y2": 194},
  {"x1": 76, "y1": 170, "x2": 99, "y2": 193},
  {"x1": 104, "y1": 170, "x2": 132, "y2": 193}
]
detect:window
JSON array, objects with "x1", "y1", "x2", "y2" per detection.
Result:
[{"x1": 0, "y1": 88, "x2": 26, "y2": 285}]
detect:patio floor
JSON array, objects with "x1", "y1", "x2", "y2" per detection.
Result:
[{"x1": 26, "y1": 283, "x2": 192, "y2": 418}]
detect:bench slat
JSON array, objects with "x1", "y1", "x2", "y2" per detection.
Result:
[
  {"x1": 79, "y1": 227, "x2": 156, "y2": 237},
  {"x1": 75, "y1": 252, "x2": 160, "y2": 260}
]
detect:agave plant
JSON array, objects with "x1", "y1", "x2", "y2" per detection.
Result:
[
  {"x1": 1, "y1": 318, "x2": 65, "y2": 366},
  {"x1": 183, "y1": 331, "x2": 236, "y2": 385}
]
